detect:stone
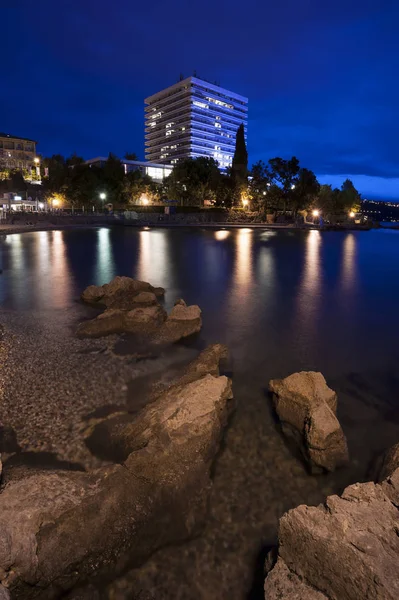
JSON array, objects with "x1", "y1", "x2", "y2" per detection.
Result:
[
  {"x1": 153, "y1": 303, "x2": 202, "y2": 344},
  {"x1": 174, "y1": 298, "x2": 187, "y2": 307},
  {"x1": 265, "y1": 469, "x2": 399, "y2": 600},
  {"x1": 76, "y1": 309, "x2": 125, "y2": 338},
  {"x1": 377, "y1": 441, "x2": 399, "y2": 481},
  {"x1": 269, "y1": 372, "x2": 348, "y2": 472},
  {"x1": 124, "y1": 305, "x2": 167, "y2": 334},
  {"x1": 81, "y1": 276, "x2": 165, "y2": 309},
  {"x1": 264, "y1": 558, "x2": 328, "y2": 600},
  {"x1": 130, "y1": 291, "x2": 158, "y2": 306},
  {"x1": 0, "y1": 366, "x2": 233, "y2": 597}
]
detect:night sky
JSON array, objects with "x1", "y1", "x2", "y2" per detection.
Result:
[{"x1": 3, "y1": 1, "x2": 398, "y2": 199}]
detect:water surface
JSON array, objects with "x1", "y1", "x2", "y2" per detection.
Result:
[{"x1": 1, "y1": 226, "x2": 399, "y2": 598}]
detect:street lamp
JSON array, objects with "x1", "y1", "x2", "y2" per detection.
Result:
[
  {"x1": 349, "y1": 211, "x2": 355, "y2": 218},
  {"x1": 142, "y1": 196, "x2": 149, "y2": 206},
  {"x1": 312, "y1": 209, "x2": 319, "y2": 217},
  {"x1": 99, "y1": 193, "x2": 106, "y2": 201},
  {"x1": 34, "y1": 157, "x2": 40, "y2": 164},
  {"x1": 242, "y1": 198, "x2": 249, "y2": 208},
  {"x1": 52, "y1": 198, "x2": 59, "y2": 207}
]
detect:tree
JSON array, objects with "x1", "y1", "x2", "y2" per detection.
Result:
[
  {"x1": 165, "y1": 157, "x2": 221, "y2": 206},
  {"x1": 340, "y1": 178, "x2": 361, "y2": 212},
  {"x1": 231, "y1": 123, "x2": 248, "y2": 205},
  {"x1": 248, "y1": 160, "x2": 272, "y2": 212},
  {"x1": 291, "y1": 168, "x2": 320, "y2": 212},
  {"x1": 124, "y1": 152, "x2": 139, "y2": 161},
  {"x1": 123, "y1": 170, "x2": 159, "y2": 204}
]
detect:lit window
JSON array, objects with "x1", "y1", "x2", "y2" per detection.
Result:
[
  {"x1": 214, "y1": 145, "x2": 220, "y2": 150},
  {"x1": 150, "y1": 122, "x2": 156, "y2": 127},
  {"x1": 193, "y1": 101, "x2": 209, "y2": 109},
  {"x1": 206, "y1": 97, "x2": 233, "y2": 109},
  {"x1": 181, "y1": 127, "x2": 186, "y2": 131},
  {"x1": 215, "y1": 123, "x2": 221, "y2": 128}
]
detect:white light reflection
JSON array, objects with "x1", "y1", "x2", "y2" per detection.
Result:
[
  {"x1": 214, "y1": 230, "x2": 230, "y2": 241},
  {"x1": 95, "y1": 228, "x2": 115, "y2": 285},
  {"x1": 138, "y1": 230, "x2": 170, "y2": 289},
  {"x1": 235, "y1": 228, "x2": 253, "y2": 286}
]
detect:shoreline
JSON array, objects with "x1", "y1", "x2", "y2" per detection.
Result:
[{"x1": 0, "y1": 220, "x2": 376, "y2": 236}]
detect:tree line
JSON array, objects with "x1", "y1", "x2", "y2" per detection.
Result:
[{"x1": 0, "y1": 125, "x2": 361, "y2": 220}]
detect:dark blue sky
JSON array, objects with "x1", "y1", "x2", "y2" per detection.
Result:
[{"x1": 2, "y1": 1, "x2": 399, "y2": 199}]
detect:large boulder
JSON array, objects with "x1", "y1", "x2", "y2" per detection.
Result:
[
  {"x1": 264, "y1": 468, "x2": 399, "y2": 600},
  {"x1": 0, "y1": 348, "x2": 233, "y2": 598},
  {"x1": 76, "y1": 309, "x2": 126, "y2": 338},
  {"x1": 124, "y1": 305, "x2": 167, "y2": 334},
  {"x1": 377, "y1": 441, "x2": 399, "y2": 481},
  {"x1": 269, "y1": 372, "x2": 348, "y2": 472},
  {"x1": 76, "y1": 306, "x2": 167, "y2": 338},
  {"x1": 153, "y1": 303, "x2": 202, "y2": 344},
  {"x1": 81, "y1": 276, "x2": 165, "y2": 309}
]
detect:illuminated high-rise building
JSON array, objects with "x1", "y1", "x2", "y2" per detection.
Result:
[{"x1": 144, "y1": 76, "x2": 248, "y2": 169}]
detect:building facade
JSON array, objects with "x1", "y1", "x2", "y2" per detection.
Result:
[
  {"x1": 0, "y1": 133, "x2": 37, "y2": 171},
  {"x1": 144, "y1": 77, "x2": 248, "y2": 169},
  {"x1": 85, "y1": 157, "x2": 172, "y2": 182}
]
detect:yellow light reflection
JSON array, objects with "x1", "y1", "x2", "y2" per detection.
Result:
[
  {"x1": 297, "y1": 230, "x2": 322, "y2": 329},
  {"x1": 235, "y1": 228, "x2": 253, "y2": 286},
  {"x1": 214, "y1": 230, "x2": 230, "y2": 241},
  {"x1": 51, "y1": 231, "x2": 71, "y2": 307},
  {"x1": 341, "y1": 234, "x2": 357, "y2": 292}
]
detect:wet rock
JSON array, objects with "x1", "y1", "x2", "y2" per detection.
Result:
[
  {"x1": 153, "y1": 303, "x2": 202, "y2": 344},
  {"x1": 264, "y1": 468, "x2": 399, "y2": 600},
  {"x1": 124, "y1": 305, "x2": 167, "y2": 334},
  {"x1": 130, "y1": 291, "x2": 158, "y2": 307},
  {"x1": 377, "y1": 441, "x2": 399, "y2": 481},
  {"x1": 269, "y1": 372, "x2": 348, "y2": 472},
  {"x1": 76, "y1": 309, "x2": 125, "y2": 338},
  {"x1": 0, "y1": 362, "x2": 233, "y2": 598},
  {"x1": 0, "y1": 586, "x2": 10, "y2": 600},
  {"x1": 81, "y1": 276, "x2": 165, "y2": 309},
  {"x1": 174, "y1": 298, "x2": 187, "y2": 307}
]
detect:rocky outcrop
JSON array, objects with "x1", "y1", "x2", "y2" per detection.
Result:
[
  {"x1": 81, "y1": 276, "x2": 165, "y2": 309},
  {"x1": 153, "y1": 303, "x2": 202, "y2": 344},
  {"x1": 78, "y1": 278, "x2": 201, "y2": 344},
  {"x1": 264, "y1": 468, "x2": 399, "y2": 600},
  {"x1": 0, "y1": 347, "x2": 233, "y2": 598},
  {"x1": 269, "y1": 372, "x2": 349, "y2": 472},
  {"x1": 377, "y1": 441, "x2": 399, "y2": 481}
]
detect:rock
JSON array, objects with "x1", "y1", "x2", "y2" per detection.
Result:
[
  {"x1": 377, "y1": 441, "x2": 399, "y2": 481},
  {"x1": 0, "y1": 586, "x2": 10, "y2": 600},
  {"x1": 264, "y1": 557, "x2": 328, "y2": 600},
  {"x1": 269, "y1": 372, "x2": 348, "y2": 472},
  {"x1": 154, "y1": 303, "x2": 202, "y2": 344},
  {"x1": 124, "y1": 305, "x2": 167, "y2": 334},
  {"x1": 76, "y1": 309, "x2": 125, "y2": 338},
  {"x1": 264, "y1": 468, "x2": 399, "y2": 600},
  {"x1": 174, "y1": 298, "x2": 187, "y2": 307},
  {"x1": 81, "y1": 276, "x2": 165, "y2": 309},
  {"x1": 143, "y1": 344, "x2": 228, "y2": 402},
  {"x1": 0, "y1": 361, "x2": 233, "y2": 598},
  {"x1": 130, "y1": 291, "x2": 158, "y2": 307}
]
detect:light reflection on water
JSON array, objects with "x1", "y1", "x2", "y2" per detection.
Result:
[{"x1": 0, "y1": 227, "x2": 398, "y2": 375}]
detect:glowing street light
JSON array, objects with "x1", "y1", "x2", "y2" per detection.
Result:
[
  {"x1": 291, "y1": 184, "x2": 296, "y2": 190},
  {"x1": 99, "y1": 192, "x2": 106, "y2": 201},
  {"x1": 142, "y1": 197, "x2": 149, "y2": 206},
  {"x1": 242, "y1": 198, "x2": 249, "y2": 208},
  {"x1": 312, "y1": 209, "x2": 319, "y2": 217},
  {"x1": 52, "y1": 198, "x2": 59, "y2": 207},
  {"x1": 349, "y1": 211, "x2": 355, "y2": 218},
  {"x1": 34, "y1": 157, "x2": 40, "y2": 164}
]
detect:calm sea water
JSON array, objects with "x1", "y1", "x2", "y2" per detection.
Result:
[{"x1": 1, "y1": 226, "x2": 399, "y2": 597}]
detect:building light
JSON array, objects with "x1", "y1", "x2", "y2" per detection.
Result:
[
  {"x1": 193, "y1": 101, "x2": 209, "y2": 109},
  {"x1": 215, "y1": 123, "x2": 221, "y2": 128},
  {"x1": 206, "y1": 96, "x2": 233, "y2": 109},
  {"x1": 181, "y1": 127, "x2": 186, "y2": 131}
]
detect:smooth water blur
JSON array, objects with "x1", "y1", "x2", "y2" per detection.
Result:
[{"x1": 1, "y1": 227, "x2": 399, "y2": 379}]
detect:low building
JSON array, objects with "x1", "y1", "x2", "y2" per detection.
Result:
[
  {"x1": 85, "y1": 157, "x2": 172, "y2": 183},
  {"x1": 0, "y1": 132, "x2": 38, "y2": 172}
]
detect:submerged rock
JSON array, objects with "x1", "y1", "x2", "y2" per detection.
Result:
[
  {"x1": 264, "y1": 468, "x2": 399, "y2": 600},
  {"x1": 269, "y1": 371, "x2": 348, "y2": 472},
  {"x1": 153, "y1": 303, "x2": 202, "y2": 344},
  {"x1": 76, "y1": 309, "x2": 126, "y2": 338},
  {"x1": 0, "y1": 347, "x2": 233, "y2": 598},
  {"x1": 81, "y1": 276, "x2": 165, "y2": 309}
]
